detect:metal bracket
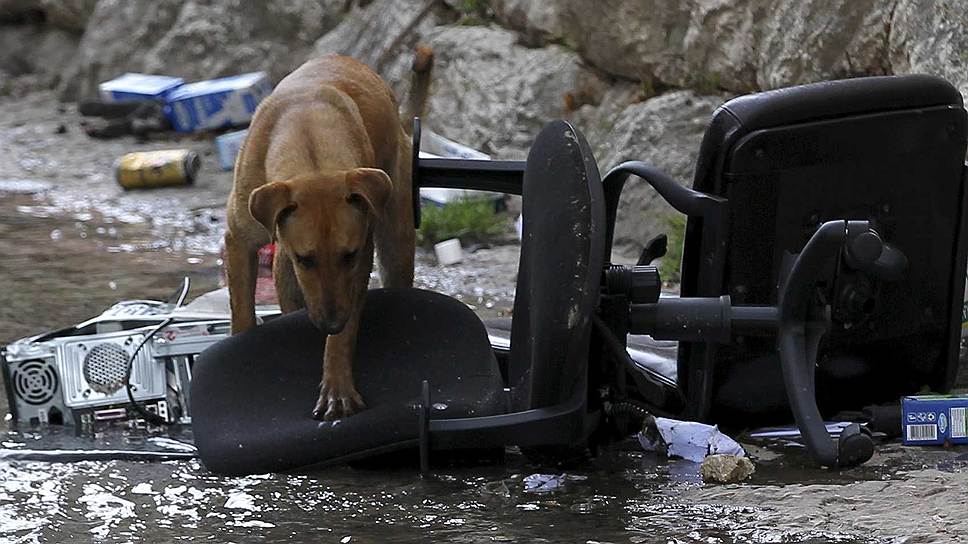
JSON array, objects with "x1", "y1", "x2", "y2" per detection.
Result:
[{"x1": 418, "y1": 380, "x2": 430, "y2": 473}]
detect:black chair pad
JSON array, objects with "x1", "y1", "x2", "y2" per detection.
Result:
[{"x1": 192, "y1": 288, "x2": 504, "y2": 475}]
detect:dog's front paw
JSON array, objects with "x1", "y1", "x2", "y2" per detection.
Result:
[{"x1": 313, "y1": 378, "x2": 365, "y2": 421}]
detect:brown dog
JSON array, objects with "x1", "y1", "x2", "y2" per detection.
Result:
[{"x1": 224, "y1": 53, "x2": 430, "y2": 421}]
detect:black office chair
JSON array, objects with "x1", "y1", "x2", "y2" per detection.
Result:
[
  {"x1": 602, "y1": 74, "x2": 968, "y2": 467},
  {"x1": 192, "y1": 120, "x2": 606, "y2": 475}
]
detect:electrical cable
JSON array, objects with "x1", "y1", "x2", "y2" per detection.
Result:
[{"x1": 124, "y1": 277, "x2": 190, "y2": 426}]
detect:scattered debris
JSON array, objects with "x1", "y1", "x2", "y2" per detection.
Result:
[
  {"x1": 434, "y1": 238, "x2": 463, "y2": 266},
  {"x1": 80, "y1": 99, "x2": 170, "y2": 139},
  {"x1": 79, "y1": 100, "x2": 145, "y2": 118},
  {"x1": 748, "y1": 421, "x2": 854, "y2": 440},
  {"x1": 98, "y1": 73, "x2": 185, "y2": 102},
  {"x1": 421, "y1": 129, "x2": 490, "y2": 160},
  {"x1": 902, "y1": 394, "x2": 968, "y2": 446},
  {"x1": 114, "y1": 149, "x2": 200, "y2": 190},
  {"x1": 482, "y1": 479, "x2": 511, "y2": 498},
  {"x1": 417, "y1": 129, "x2": 505, "y2": 209},
  {"x1": 638, "y1": 416, "x2": 745, "y2": 463},
  {"x1": 83, "y1": 72, "x2": 270, "y2": 137},
  {"x1": 700, "y1": 454, "x2": 755, "y2": 484},
  {"x1": 863, "y1": 403, "x2": 902, "y2": 438},
  {"x1": 523, "y1": 473, "x2": 587, "y2": 494},
  {"x1": 165, "y1": 72, "x2": 271, "y2": 133},
  {"x1": 215, "y1": 129, "x2": 248, "y2": 171}
]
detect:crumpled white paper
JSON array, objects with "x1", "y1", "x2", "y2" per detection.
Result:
[
  {"x1": 522, "y1": 473, "x2": 587, "y2": 493},
  {"x1": 638, "y1": 417, "x2": 745, "y2": 463}
]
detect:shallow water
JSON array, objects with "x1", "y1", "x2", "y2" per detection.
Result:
[
  {"x1": 0, "y1": 425, "x2": 891, "y2": 544},
  {"x1": 0, "y1": 92, "x2": 921, "y2": 544}
]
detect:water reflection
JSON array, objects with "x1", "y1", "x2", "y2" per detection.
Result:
[{"x1": 0, "y1": 425, "x2": 884, "y2": 544}]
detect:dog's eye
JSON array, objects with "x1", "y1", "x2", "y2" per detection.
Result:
[
  {"x1": 295, "y1": 254, "x2": 316, "y2": 269},
  {"x1": 342, "y1": 249, "x2": 358, "y2": 263}
]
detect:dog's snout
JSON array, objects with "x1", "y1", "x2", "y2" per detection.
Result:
[
  {"x1": 322, "y1": 319, "x2": 346, "y2": 335},
  {"x1": 311, "y1": 313, "x2": 347, "y2": 335}
]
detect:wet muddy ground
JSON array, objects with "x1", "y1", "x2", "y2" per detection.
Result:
[{"x1": 2, "y1": 92, "x2": 968, "y2": 543}]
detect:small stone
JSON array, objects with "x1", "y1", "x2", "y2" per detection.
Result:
[{"x1": 700, "y1": 454, "x2": 755, "y2": 484}]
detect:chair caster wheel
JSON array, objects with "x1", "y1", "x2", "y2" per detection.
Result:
[{"x1": 837, "y1": 423, "x2": 874, "y2": 467}]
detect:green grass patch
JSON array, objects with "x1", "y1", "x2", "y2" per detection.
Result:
[
  {"x1": 417, "y1": 199, "x2": 507, "y2": 247},
  {"x1": 455, "y1": 0, "x2": 490, "y2": 15},
  {"x1": 659, "y1": 212, "x2": 686, "y2": 283},
  {"x1": 454, "y1": 0, "x2": 493, "y2": 25}
]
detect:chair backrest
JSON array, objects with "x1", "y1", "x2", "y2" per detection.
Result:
[
  {"x1": 680, "y1": 75, "x2": 968, "y2": 422},
  {"x1": 508, "y1": 121, "x2": 606, "y2": 411}
]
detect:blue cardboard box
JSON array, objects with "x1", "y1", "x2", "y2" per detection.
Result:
[
  {"x1": 98, "y1": 73, "x2": 185, "y2": 103},
  {"x1": 902, "y1": 395, "x2": 968, "y2": 445},
  {"x1": 165, "y1": 72, "x2": 272, "y2": 133},
  {"x1": 214, "y1": 129, "x2": 248, "y2": 171}
]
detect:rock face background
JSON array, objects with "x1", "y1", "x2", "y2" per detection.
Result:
[{"x1": 2, "y1": 0, "x2": 966, "y2": 255}]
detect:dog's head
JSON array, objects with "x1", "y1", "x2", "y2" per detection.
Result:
[{"x1": 249, "y1": 168, "x2": 392, "y2": 334}]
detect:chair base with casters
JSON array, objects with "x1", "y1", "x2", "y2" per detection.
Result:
[
  {"x1": 192, "y1": 75, "x2": 968, "y2": 474},
  {"x1": 601, "y1": 75, "x2": 968, "y2": 467}
]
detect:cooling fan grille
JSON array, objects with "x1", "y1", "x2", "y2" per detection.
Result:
[
  {"x1": 83, "y1": 343, "x2": 131, "y2": 395},
  {"x1": 11, "y1": 359, "x2": 59, "y2": 405}
]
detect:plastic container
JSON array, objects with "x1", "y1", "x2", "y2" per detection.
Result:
[
  {"x1": 434, "y1": 238, "x2": 463, "y2": 266},
  {"x1": 215, "y1": 129, "x2": 248, "y2": 171}
]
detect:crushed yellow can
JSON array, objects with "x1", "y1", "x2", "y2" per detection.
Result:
[{"x1": 114, "y1": 149, "x2": 201, "y2": 190}]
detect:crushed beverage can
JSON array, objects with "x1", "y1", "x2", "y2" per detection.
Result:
[{"x1": 114, "y1": 149, "x2": 201, "y2": 189}]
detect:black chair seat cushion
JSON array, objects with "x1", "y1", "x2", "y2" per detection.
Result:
[{"x1": 192, "y1": 288, "x2": 505, "y2": 475}]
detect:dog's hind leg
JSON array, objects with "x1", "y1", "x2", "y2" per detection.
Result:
[
  {"x1": 375, "y1": 218, "x2": 415, "y2": 288},
  {"x1": 374, "y1": 158, "x2": 416, "y2": 288},
  {"x1": 376, "y1": 230, "x2": 414, "y2": 289},
  {"x1": 272, "y1": 245, "x2": 306, "y2": 313},
  {"x1": 225, "y1": 230, "x2": 260, "y2": 334}
]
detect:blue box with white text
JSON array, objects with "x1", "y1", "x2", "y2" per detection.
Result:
[
  {"x1": 902, "y1": 395, "x2": 968, "y2": 445},
  {"x1": 164, "y1": 72, "x2": 272, "y2": 133}
]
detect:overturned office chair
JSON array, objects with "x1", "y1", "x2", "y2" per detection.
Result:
[
  {"x1": 193, "y1": 74, "x2": 968, "y2": 474},
  {"x1": 602, "y1": 74, "x2": 968, "y2": 467}
]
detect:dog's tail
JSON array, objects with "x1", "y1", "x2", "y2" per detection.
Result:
[{"x1": 402, "y1": 43, "x2": 434, "y2": 134}]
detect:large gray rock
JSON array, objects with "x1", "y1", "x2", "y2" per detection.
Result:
[
  {"x1": 490, "y1": 0, "x2": 694, "y2": 88},
  {"x1": 0, "y1": 18, "x2": 81, "y2": 96},
  {"x1": 0, "y1": 0, "x2": 97, "y2": 31},
  {"x1": 890, "y1": 0, "x2": 968, "y2": 103},
  {"x1": 0, "y1": 24, "x2": 78, "y2": 75},
  {"x1": 59, "y1": 0, "x2": 343, "y2": 101},
  {"x1": 489, "y1": 0, "x2": 570, "y2": 46},
  {"x1": 576, "y1": 90, "x2": 725, "y2": 257},
  {"x1": 754, "y1": 0, "x2": 893, "y2": 90},
  {"x1": 681, "y1": 0, "x2": 765, "y2": 93},
  {"x1": 312, "y1": 0, "x2": 446, "y2": 81},
  {"x1": 417, "y1": 24, "x2": 604, "y2": 159},
  {"x1": 491, "y1": 0, "x2": 897, "y2": 94},
  {"x1": 571, "y1": 0, "x2": 694, "y2": 89},
  {"x1": 142, "y1": 1, "x2": 341, "y2": 82}
]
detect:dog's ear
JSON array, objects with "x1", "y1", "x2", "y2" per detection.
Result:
[
  {"x1": 249, "y1": 181, "x2": 295, "y2": 238},
  {"x1": 346, "y1": 168, "x2": 392, "y2": 220}
]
